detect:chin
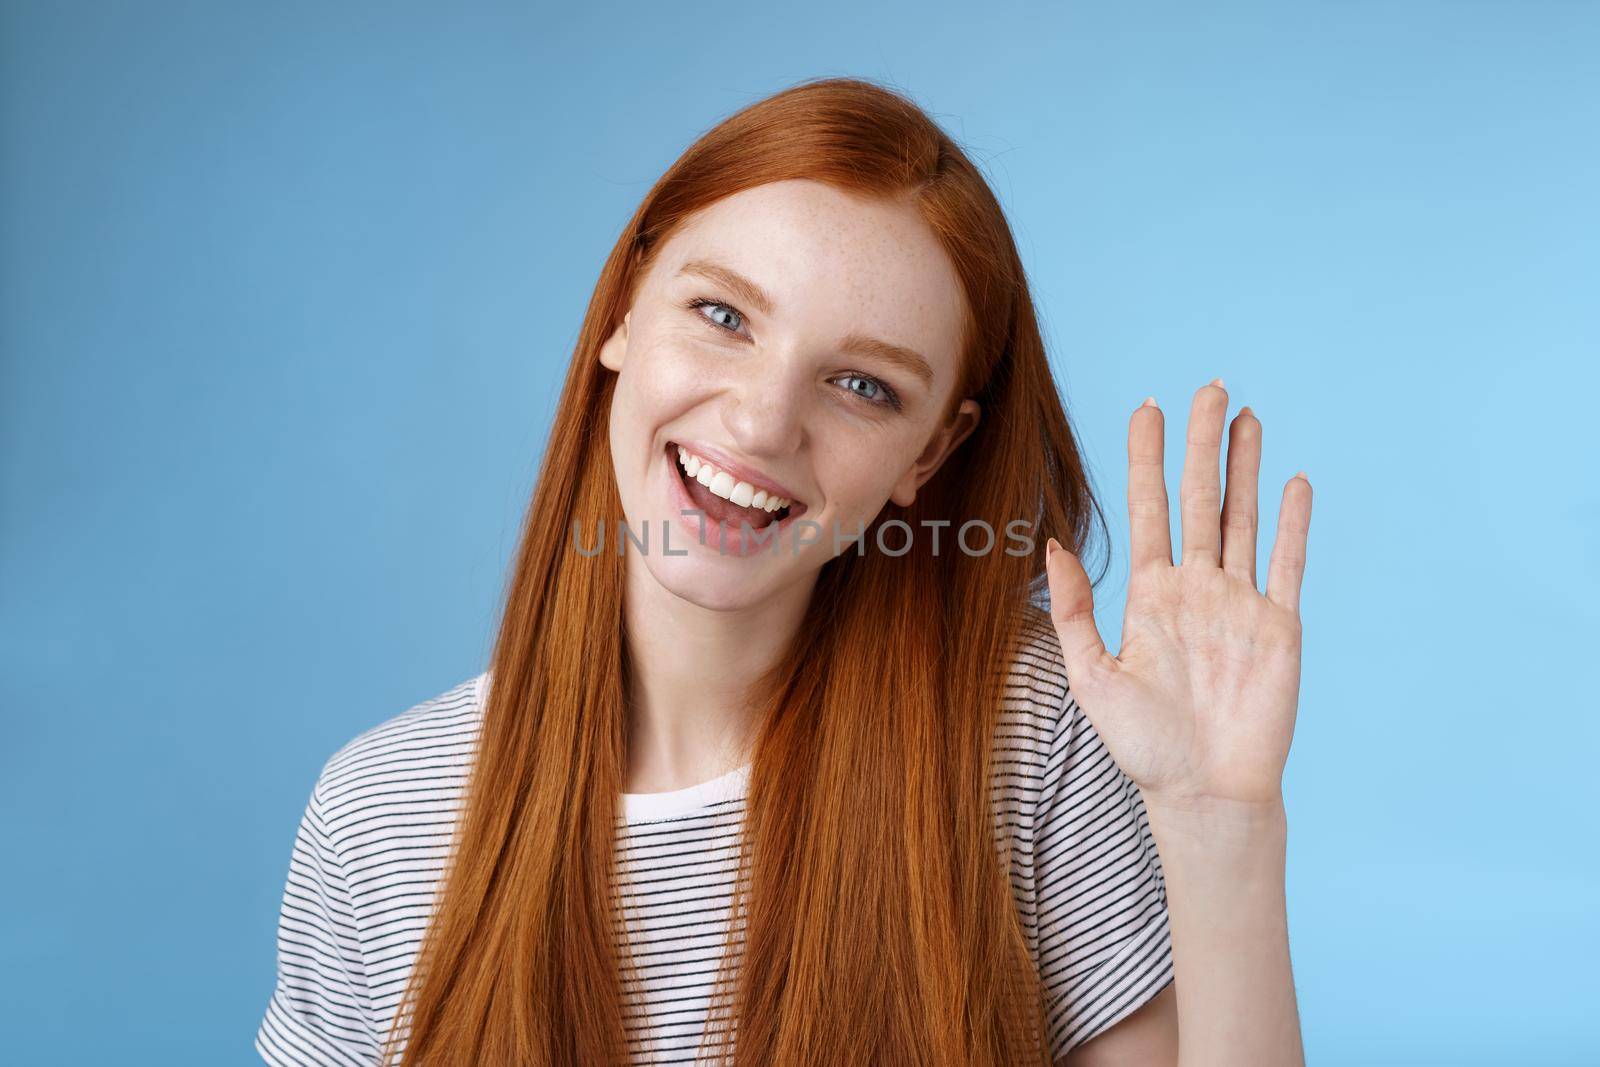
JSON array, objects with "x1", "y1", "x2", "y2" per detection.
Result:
[{"x1": 637, "y1": 550, "x2": 786, "y2": 613}]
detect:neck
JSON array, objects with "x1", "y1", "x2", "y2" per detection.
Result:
[{"x1": 620, "y1": 552, "x2": 816, "y2": 793}]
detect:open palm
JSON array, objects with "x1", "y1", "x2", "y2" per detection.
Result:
[{"x1": 1045, "y1": 379, "x2": 1313, "y2": 810}]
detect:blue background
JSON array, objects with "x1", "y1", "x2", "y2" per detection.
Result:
[{"x1": 2, "y1": 2, "x2": 1594, "y2": 1063}]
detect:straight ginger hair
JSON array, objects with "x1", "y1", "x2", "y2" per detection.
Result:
[{"x1": 384, "y1": 76, "x2": 1109, "y2": 1066}]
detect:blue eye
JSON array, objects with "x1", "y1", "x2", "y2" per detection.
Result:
[
  {"x1": 835, "y1": 373, "x2": 902, "y2": 412},
  {"x1": 683, "y1": 295, "x2": 903, "y2": 413},
  {"x1": 840, "y1": 376, "x2": 880, "y2": 401},
  {"x1": 687, "y1": 298, "x2": 744, "y2": 334}
]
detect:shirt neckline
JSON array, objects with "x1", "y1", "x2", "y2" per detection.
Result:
[
  {"x1": 475, "y1": 671, "x2": 752, "y2": 825},
  {"x1": 622, "y1": 761, "x2": 752, "y2": 823}
]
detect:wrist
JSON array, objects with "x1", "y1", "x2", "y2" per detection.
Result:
[{"x1": 1142, "y1": 791, "x2": 1288, "y2": 850}]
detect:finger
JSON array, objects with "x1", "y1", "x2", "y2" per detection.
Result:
[
  {"x1": 1265, "y1": 473, "x2": 1313, "y2": 614},
  {"x1": 1045, "y1": 537, "x2": 1112, "y2": 688},
  {"x1": 1220, "y1": 406, "x2": 1263, "y2": 587},
  {"x1": 1179, "y1": 378, "x2": 1230, "y2": 567},
  {"x1": 1127, "y1": 397, "x2": 1172, "y2": 571}
]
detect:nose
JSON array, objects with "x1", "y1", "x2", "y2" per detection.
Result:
[{"x1": 720, "y1": 356, "x2": 808, "y2": 459}]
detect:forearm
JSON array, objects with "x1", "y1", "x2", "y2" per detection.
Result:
[{"x1": 1144, "y1": 796, "x2": 1304, "y2": 1067}]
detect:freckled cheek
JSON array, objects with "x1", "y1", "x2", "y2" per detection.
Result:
[
  {"x1": 860, "y1": 432, "x2": 936, "y2": 510},
  {"x1": 629, "y1": 342, "x2": 726, "y2": 412},
  {"x1": 813, "y1": 456, "x2": 897, "y2": 524}
]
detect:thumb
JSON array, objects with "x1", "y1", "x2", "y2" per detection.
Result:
[{"x1": 1045, "y1": 537, "x2": 1109, "y2": 690}]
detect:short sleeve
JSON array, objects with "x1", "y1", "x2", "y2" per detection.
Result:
[
  {"x1": 256, "y1": 772, "x2": 383, "y2": 1066},
  {"x1": 1031, "y1": 688, "x2": 1175, "y2": 1057}
]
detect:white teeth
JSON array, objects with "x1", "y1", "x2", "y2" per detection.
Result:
[{"x1": 673, "y1": 445, "x2": 793, "y2": 511}]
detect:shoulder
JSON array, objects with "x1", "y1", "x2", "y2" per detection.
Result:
[
  {"x1": 995, "y1": 604, "x2": 1075, "y2": 758},
  {"x1": 1002, "y1": 605, "x2": 1073, "y2": 723},
  {"x1": 310, "y1": 672, "x2": 488, "y2": 854},
  {"x1": 990, "y1": 606, "x2": 1076, "y2": 817},
  {"x1": 994, "y1": 610, "x2": 1174, "y2": 1056},
  {"x1": 991, "y1": 605, "x2": 1137, "y2": 836}
]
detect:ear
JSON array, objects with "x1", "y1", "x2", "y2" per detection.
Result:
[
  {"x1": 598, "y1": 310, "x2": 630, "y2": 372},
  {"x1": 889, "y1": 398, "x2": 981, "y2": 508}
]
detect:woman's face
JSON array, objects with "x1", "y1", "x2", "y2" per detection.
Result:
[{"x1": 599, "y1": 178, "x2": 979, "y2": 611}]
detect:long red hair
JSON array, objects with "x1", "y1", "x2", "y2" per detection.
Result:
[{"x1": 384, "y1": 76, "x2": 1108, "y2": 1066}]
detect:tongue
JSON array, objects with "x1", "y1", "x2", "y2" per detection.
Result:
[{"x1": 685, "y1": 472, "x2": 778, "y2": 530}]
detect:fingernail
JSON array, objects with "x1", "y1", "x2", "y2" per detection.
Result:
[
  {"x1": 1046, "y1": 537, "x2": 1059, "y2": 559},
  {"x1": 1209, "y1": 377, "x2": 1225, "y2": 389},
  {"x1": 1293, "y1": 470, "x2": 1309, "y2": 482},
  {"x1": 1140, "y1": 396, "x2": 1157, "y2": 409}
]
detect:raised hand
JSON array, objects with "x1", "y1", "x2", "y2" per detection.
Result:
[{"x1": 1044, "y1": 379, "x2": 1312, "y2": 812}]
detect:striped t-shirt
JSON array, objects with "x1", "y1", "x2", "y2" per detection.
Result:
[{"x1": 256, "y1": 615, "x2": 1174, "y2": 1065}]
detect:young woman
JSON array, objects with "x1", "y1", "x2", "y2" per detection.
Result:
[{"x1": 257, "y1": 77, "x2": 1311, "y2": 1066}]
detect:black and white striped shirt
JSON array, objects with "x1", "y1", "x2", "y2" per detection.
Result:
[{"x1": 256, "y1": 615, "x2": 1174, "y2": 1065}]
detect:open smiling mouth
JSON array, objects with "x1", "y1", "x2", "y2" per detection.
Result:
[{"x1": 665, "y1": 442, "x2": 807, "y2": 534}]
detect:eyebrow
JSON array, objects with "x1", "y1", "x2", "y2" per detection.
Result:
[{"x1": 675, "y1": 258, "x2": 936, "y2": 389}]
